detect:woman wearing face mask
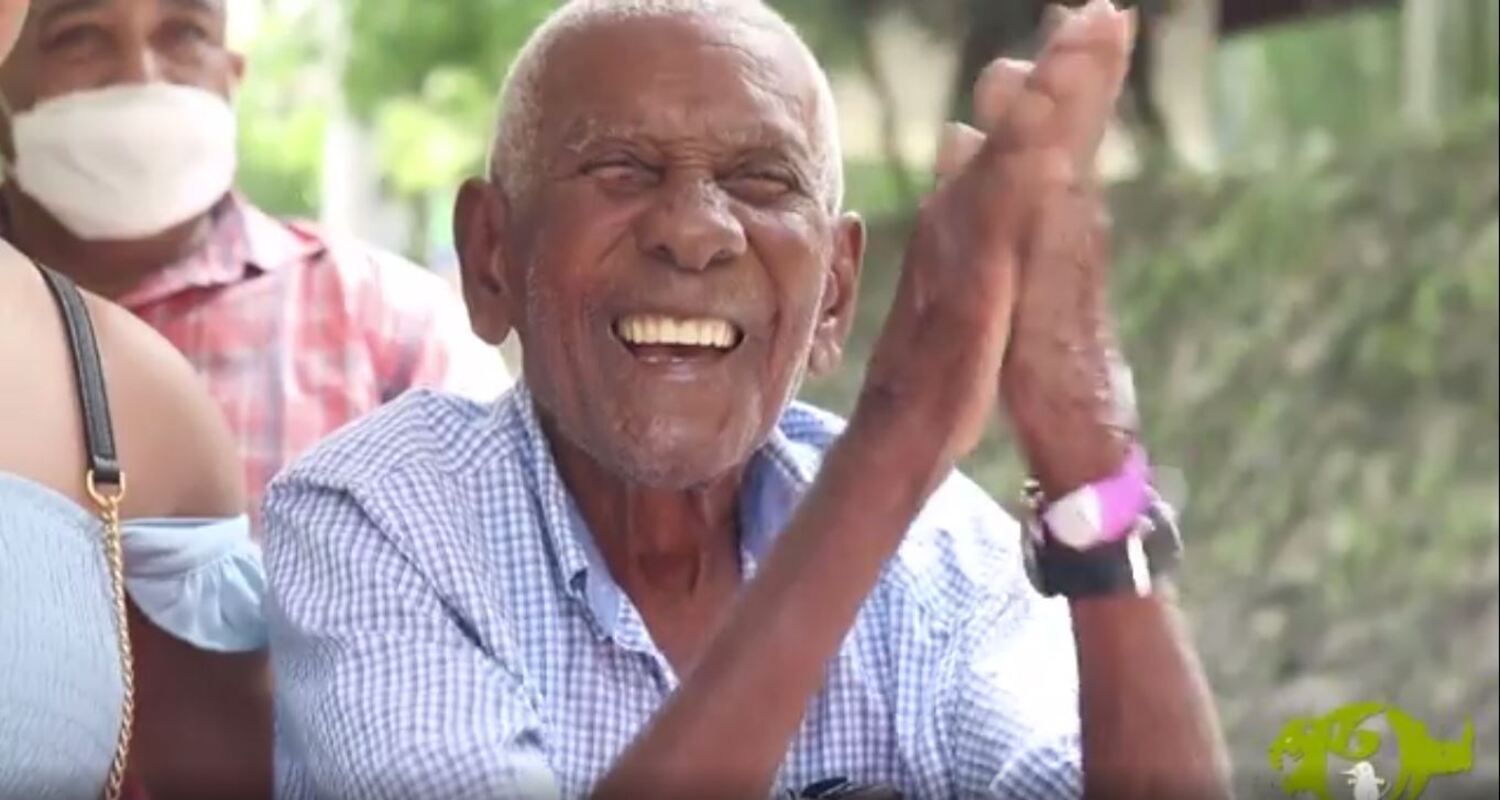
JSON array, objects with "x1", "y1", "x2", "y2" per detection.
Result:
[{"x1": 0, "y1": 3, "x2": 272, "y2": 799}]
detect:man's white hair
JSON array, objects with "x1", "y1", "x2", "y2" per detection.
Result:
[{"x1": 488, "y1": 0, "x2": 844, "y2": 211}]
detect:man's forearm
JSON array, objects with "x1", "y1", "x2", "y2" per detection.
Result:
[
  {"x1": 595, "y1": 407, "x2": 949, "y2": 799},
  {"x1": 1072, "y1": 590, "x2": 1232, "y2": 800},
  {"x1": 1006, "y1": 362, "x2": 1231, "y2": 798}
]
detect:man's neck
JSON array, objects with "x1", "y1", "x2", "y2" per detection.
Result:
[
  {"x1": 0, "y1": 185, "x2": 215, "y2": 301},
  {"x1": 546, "y1": 425, "x2": 745, "y2": 598}
]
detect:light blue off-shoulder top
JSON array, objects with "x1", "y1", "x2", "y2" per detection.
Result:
[{"x1": 0, "y1": 473, "x2": 267, "y2": 800}]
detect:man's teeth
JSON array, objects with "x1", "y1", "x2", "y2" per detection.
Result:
[{"x1": 616, "y1": 315, "x2": 738, "y2": 348}]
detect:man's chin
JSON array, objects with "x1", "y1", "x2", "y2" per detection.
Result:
[
  {"x1": 583, "y1": 419, "x2": 764, "y2": 491},
  {"x1": 599, "y1": 446, "x2": 747, "y2": 491}
]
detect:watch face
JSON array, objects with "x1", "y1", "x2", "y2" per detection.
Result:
[
  {"x1": 1045, "y1": 491, "x2": 1105, "y2": 549},
  {"x1": 1022, "y1": 498, "x2": 1185, "y2": 599}
]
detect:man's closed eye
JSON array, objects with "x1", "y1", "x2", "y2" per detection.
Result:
[
  {"x1": 723, "y1": 169, "x2": 799, "y2": 205},
  {"x1": 585, "y1": 158, "x2": 662, "y2": 193}
]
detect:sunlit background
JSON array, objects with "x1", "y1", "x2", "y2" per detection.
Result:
[{"x1": 231, "y1": 0, "x2": 1498, "y2": 791}]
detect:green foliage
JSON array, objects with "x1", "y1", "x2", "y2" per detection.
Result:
[
  {"x1": 1220, "y1": 8, "x2": 1403, "y2": 159},
  {"x1": 841, "y1": 158, "x2": 934, "y2": 222},
  {"x1": 370, "y1": 68, "x2": 494, "y2": 199},
  {"x1": 343, "y1": 0, "x2": 555, "y2": 119},
  {"x1": 1218, "y1": 2, "x2": 1500, "y2": 168},
  {"x1": 343, "y1": 0, "x2": 556, "y2": 201},
  {"x1": 235, "y1": 3, "x2": 327, "y2": 218}
]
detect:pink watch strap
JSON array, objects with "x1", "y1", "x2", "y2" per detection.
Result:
[{"x1": 1096, "y1": 445, "x2": 1152, "y2": 542}]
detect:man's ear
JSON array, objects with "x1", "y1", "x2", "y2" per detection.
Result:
[
  {"x1": 455, "y1": 176, "x2": 515, "y2": 346},
  {"x1": 228, "y1": 50, "x2": 246, "y2": 85},
  {"x1": 807, "y1": 211, "x2": 865, "y2": 379}
]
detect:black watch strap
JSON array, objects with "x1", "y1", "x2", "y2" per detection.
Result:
[{"x1": 1023, "y1": 499, "x2": 1182, "y2": 598}]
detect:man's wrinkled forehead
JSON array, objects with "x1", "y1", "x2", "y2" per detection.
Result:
[
  {"x1": 28, "y1": 0, "x2": 222, "y2": 26},
  {"x1": 539, "y1": 13, "x2": 822, "y2": 161},
  {"x1": 32, "y1": 0, "x2": 225, "y2": 18}
]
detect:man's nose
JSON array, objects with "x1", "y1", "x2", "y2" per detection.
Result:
[
  {"x1": 117, "y1": 45, "x2": 168, "y2": 84},
  {"x1": 636, "y1": 177, "x2": 747, "y2": 272}
]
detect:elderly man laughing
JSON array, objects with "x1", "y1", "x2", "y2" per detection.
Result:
[{"x1": 265, "y1": 1, "x2": 1231, "y2": 799}]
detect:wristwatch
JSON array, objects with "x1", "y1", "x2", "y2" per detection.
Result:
[
  {"x1": 1019, "y1": 449, "x2": 1183, "y2": 598},
  {"x1": 1040, "y1": 445, "x2": 1153, "y2": 549}
]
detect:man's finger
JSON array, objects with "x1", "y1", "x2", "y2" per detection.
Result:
[
  {"x1": 952, "y1": 3, "x2": 1125, "y2": 208},
  {"x1": 972, "y1": 5, "x2": 1116, "y2": 161},
  {"x1": 934, "y1": 122, "x2": 986, "y2": 183},
  {"x1": 1025, "y1": 0, "x2": 1134, "y2": 167},
  {"x1": 1038, "y1": 2, "x2": 1075, "y2": 42},
  {"x1": 973, "y1": 59, "x2": 1033, "y2": 134}
]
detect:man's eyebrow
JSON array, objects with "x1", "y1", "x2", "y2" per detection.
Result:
[
  {"x1": 558, "y1": 117, "x2": 814, "y2": 162},
  {"x1": 164, "y1": 0, "x2": 222, "y2": 15},
  {"x1": 36, "y1": 0, "x2": 104, "y2": 27}
]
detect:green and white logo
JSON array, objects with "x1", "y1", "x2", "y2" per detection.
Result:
[{"x1": 1269, "y1": 702, "x2": 1475, "y2": 799}]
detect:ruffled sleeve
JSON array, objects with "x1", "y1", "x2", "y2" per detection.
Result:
[{"x1": 122, "y1": 515, "x2": 268, "y2": 653}]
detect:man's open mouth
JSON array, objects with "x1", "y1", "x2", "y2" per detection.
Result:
[{"x1": 613, "y1": 313, "x2": 744, "y2": 362}]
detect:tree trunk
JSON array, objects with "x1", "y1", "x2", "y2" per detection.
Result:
[
  {"x1": 853, "y1": 18, "x2": 917, "y2": 206},
  {"x1": 1460, "y1": 0, "x2": 1499, "y2": 110},
  {"x1": 1125, "y1": 3, "x2": 1167, "y2": 144},
  {"x1": 947, "y1": 0, "x2": 1038, "y2": 124}
]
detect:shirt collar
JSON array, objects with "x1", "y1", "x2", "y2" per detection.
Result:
[
  {"x1": 502, "y1": 383, "x2": 818, "y2": 640},
  {"x1": 116, "y1": 193, "x2": 323, "y2": 309}
]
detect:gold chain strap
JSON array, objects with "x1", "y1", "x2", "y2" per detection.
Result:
[{"x1": 87, "y1": 470, "x2": 135, "y2": 800}]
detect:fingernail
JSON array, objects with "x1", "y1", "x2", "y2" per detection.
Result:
[
  {"x1": 1050, "y1": 6, "x2": 1086, "y2": 43},
  {"x1": 997, "y1": 57, "x2": 1035, "y2": 81},
  {"x1": 936, "y1": 121, "x2": 962, "y2": 152}
]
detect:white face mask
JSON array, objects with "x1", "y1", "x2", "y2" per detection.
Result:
[{"x1": 8, "y1": 82, "x2": 237, "y2": 241}]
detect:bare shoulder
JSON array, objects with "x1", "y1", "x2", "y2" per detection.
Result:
[
  {"x1": 84, "y1": 290, "x2": 245, "y2": 519},
  {"x1": 0, "y1": 243, "x2": 242, "y2": 518}
]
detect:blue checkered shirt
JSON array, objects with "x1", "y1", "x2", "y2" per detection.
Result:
[{"x1": 264, "y1": 386, "x2": 1083, "y2": 799}]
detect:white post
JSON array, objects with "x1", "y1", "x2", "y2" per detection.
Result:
[
  {"x1": 1402, "y1": 0, "x2": 1443, "y2": 130},
  {"x1": 1151, "y1": 0, "x2": 1221, "y2": 172},
  {"x1": 317, "y1": 0, "x2": 357, "y2": 234}
]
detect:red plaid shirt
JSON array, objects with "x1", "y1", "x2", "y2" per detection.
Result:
[{"x1": 109, "y1": 195, "x2": 509, "y2": 528}]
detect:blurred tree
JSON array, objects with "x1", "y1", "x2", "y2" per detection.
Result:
[
  {"x1": 775, "y1": 0, "x2": 1170, "y2": 170},
  {"x1": 776, "y1": 0, "x2": 918, "y2": 203},
  {"x1": 339, "y1": 0, "x2": 554, "y2": 255},
  {"x1": 1218, "y1": 0, "x2": 1397, "y2": 33},
  {"x1": 343, "y1": 0, "x2": 554, "y2": 120},
  {"x1": 232, "y1": 0, "x2": 1497, "y2": 244},
  {"x1": 235, "y1": 0, "x2": 328, "y2": 218}
]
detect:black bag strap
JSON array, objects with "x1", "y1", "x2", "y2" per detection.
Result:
[{"x1": 35, "y1": 263, "x2": 122, "y2": 487}]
